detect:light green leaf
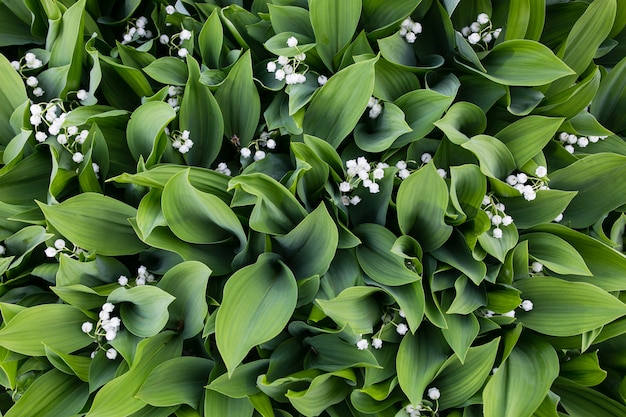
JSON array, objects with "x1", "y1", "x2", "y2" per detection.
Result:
[
  {"x1": 137, "y1": 357, "x2": 213, "y2": 408},
  {"x1": 504, "y1": 0, "x2": 545, "y2": 41},
  {"x1": 303, "y1": 56, "x2": 377, "y2": 148},
  {"x1": 162, "y1": 170, "x2": 246, "y2": 247},
  {"x1": 440, "y1": 310, "x2": 480, "y2": 364},
  {"x1": 267, "y1": 4, "x2": 314, "y2": 38},
  {"x1": 591, "y1": 55, "x2": 626, "y2": 133},
  {"x1": 0, "y1": 304, "x2": 91, "y2": 356},
  {"x1": 499, "y1": 190, "x2": 577, "y2": 229},
  {"x1": 4, "y1": 369, "x2": 88, "y2": 417},
  {"x1": 207, "y1": 359, "x2": 268, "y2": 398},
  {"x1": 204, "y1": 390, "x2": 253, "y2": 417},
  {"x1": 143, "y1": 57, "x2": 188, "y2": 85},
  {"x1": 397, "y1": 163, "x2": 453, "y2": 252},
  {"x1": 483, "y1": 334, "x2": 559, "y2": 417},
  {"x1": 560, "y1": 351, "x2": 607, "y2": 387},
  {"x1": 461, "y1": 135, "x2": 517, "y2": 180},
  {"x1": 157, "y1": 261, "x2": 211, "y2": 339},
  {"x1": 458, "y1": 40, "x2": 575, "y2": 86},
  {"x1": 126, "y1": 101, "x2": 176, "y2": 167},
  {"x1": 315, "y1": 287, "x2": 383, "y2": 334},
  {"x1": 309, "y1": 0, "x2": 361, "y2": 71},
  {"x1": 0, "y1": 53, "x2": 28, "y2": 145},
  {"x1": 199, "y1": 9, "x2": 223, "y2": 69},
  {"x1": 432, "y1": 230, "x2": 487, "y2": 285},
  {"x1": 552, "y1": 377, "x2": 626, "y2": 417},
  {"x1": 37, "y1": 193, "x2": 146, "y2": 256},
  {"x1": 520, "y1": 232, "x2": 591, "y2": 276},
  {"x1": 273, "y1": 203, "x2": 338, "y2": 279},
  {"x1": 286, "y1": 372, "x2": 353, "y2": 416},
  {"x1": 496, "y1": 116, "x2": 564, "y2": 168},
  {"x1": 514, "y1": 277, "x2": 626, "y2": 337},
  {"x1": 180, "y1": 55, "x2": 224, "y2": 168},
  {"x1": 107, "y1": 286, "x2": 176, "y2": 338},
  {"x1": 354, "y1": 103, "x2": 412, "y2": 152},
  {"x1": 434, "y1": 102, "x2": 486, "y2": 145},
  {"x1": 216, "y1": 253, "x2": 297, "y2": 375},
  {"x1": 362, "y1": 0, "x2": 423, "y2": 32}
]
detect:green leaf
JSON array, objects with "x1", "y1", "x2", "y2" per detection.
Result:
[
  {"x1": 136, "y1": 357, "x2": 213, "y2": 408},
  {"x1": 560, "y1": 351, "x2": 607, "y2": 386},
  {"x1": 199, "y1": 10, "x2": 223, "y2": 69},
  {"x1": 0, "y1": 54, "x2": 27, "y2": 144},
  {"x1": 4, "y1": 369, "x2": 88, "y2": 417},
  {"x1": 552, "y1": 377, "x2": 626, "y2": 417},
  {"x1": 397, "y1": 324, "x2": 450, "y2": 406},
  {"x1": 37, "y1": 193, "x2": 146, "y2": 256},
  {"x1": 180, "y1": 55, "x2": 224, "y2": 168},
  {"x1": 520, "y1": 232, "x2": 591, "y2": 276},
  {"x1": 434, "y1": 101, "x2": 486, "y2": 145},
  {"x1": 309, "y1": 0, "x2": 361, "y2": 71},
  {"x1": 440, "y1": 310, "x2": 480, "y2": 364},
  {"x1": 591, "y1": 55, "x2": 626, "y2": 133},
  {"x1": 215, "y1": 50, "x2": 260, "y2": 147},
  {"x1": 483, "y1": 334, "x2": 559, "y2": 417},
  {"x1": 0, "y1": 304, "x2": 91, "y2": 356},
  {"x1": 107, "y1": 286, "x2": 176, "y2": 338},
  {"x1": 433, "y1": 338, "x2": 499, "y2": 410},
  {"x1": 157, "y1": 261, "x2": 211, "y2": 339},
  {"x1": 204, "y1": 390, "x2": 253, "y2": 417},
  {"x1": 354, "y1": 103, "x2": 412, "y2": 152},
  {"x1": 549, "y1": 153, "x2": 626, "y2": 228},
  {"x1": 514, "y1": 277, "x2": 626, "y2": 337},
  {"x1": 162, "y1": 170, "x2": 246, "y2": 247},
  {"x1": 143, "y1": 57, "x2": 188, "y2": 85},
  {"x1": 499, "y1": 190, "x2": 577, "y2": 229},
  {"x1": 397, "y1": 163, "x2": 453, "y2": 252},
  {"x1": 267, "y1": 4, "x2": 314, "y2": 38},
  {"x1": 207, "y1": 359, "x2": 268, "y2": 398},
  {"x1": 126, "y1": 101, "x2": 176, "y2": 167},
  {"x1": 303, "y1": 56, "x2": 377, "y2": 148},
  {"x1": 362, "y1": 0, "x2": 423, "y2": 33},
  {"x1": 273, "y1": 203, "x2": 338, "y2": 279},
  {"x1": 315, "y1": 287, "x2": 383, "y2": 334},
  {"x1": 459, "y1": 40, "x2": 575, "y2": 86},
  {"x1": 354, "y1": 224, "x2": 420, "y2": 286},
  {"x1": 496, "y1": 116, "x2": 564, "y2": 168},
  {"x1": 286, "y1": 372, "x2": 353, "y2": 416},
  {"x1": 504, "y1": 0, "x2": 545, "y2": 41},
  {"x1": 461, "y1": 135, "x2": 517, "y2": 179},
  {"x1": 216, "y1": 253, "x2": 297, "y2": 375},
  {"x1": 432, "y1": 230, "x2": 487, "y2": 285},
  {"x1": 228, "y1": 173, "x2": 307, "y2": 235}
]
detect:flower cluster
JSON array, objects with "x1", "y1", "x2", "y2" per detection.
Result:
[
  {"x1": 404, "y1": 387, "x2": 440, "y2": 417},
  {"x1": 481, "y1": 195, "x2": 513, "y2": 239},
  {"x1": 267, "y1": 37, "x2": 308, "y2": 85},
  {"x1": 166, "y1": 86, "x2": 183, "y2": 110},
  {"x1": 44, "y1": 238, "x2": 87, "y2": 259},
  {"x1": 506, "y1": 166, "x2": 549, "y2": 201},
  {"x1": 461, "y1": 13, "x2": 501, "y2": 49},
  {"x1": 484, "y1": 309, "x2": 516, "y2": 319},
  {"x1": 557, "y1": 131, "x2": 607, "y2": 154},
  {"x1": 395, "y1": 160, "x2": 411, "y2": 180},
  {"x1": 30, "y1": 102, "x2": 90, "y2": 164},
  {"x1": 355, "y1": 309, "x2": 408, "y2": 352},
  {"x1": 118, "y1": 265, "x2": 156, "y2": 287},
  {"x1": 161, "y1": 28, "x2": 193, "y2": 58},
  {"x1": 169, "y1": 129, "x2": 194, "y2": 154},
  {"x1": 82, "y1": 303, "x2": 122, "y2": 360},
  {"x1": 367, "y1": 97, "x2": 383, "y2": 119},
  {"x1": 121, "y1": 16, "x2": 152, "y2": 44},
  {"x1": 11, "y1": 52, "x2": 45, "y2": 97},
  {"x1": 520, "y1": 299, "x2": 534, "y2": 311},
  {"x1": 239, "y1": 131, "x2": 277, "y2": 162},
  {"x1": 419, "y1": 153, "x2": 448, "y2": 178},
  {"x1": 399, "y1": 17, "x2": 423, "y2": 44},
  {"x1": 339, "y1": 157, "x2": 388, "y2": 206}
]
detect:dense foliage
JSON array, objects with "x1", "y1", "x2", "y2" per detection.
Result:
[{"x1": 1, "y1": 0, "x2": 626, "y2": 416}]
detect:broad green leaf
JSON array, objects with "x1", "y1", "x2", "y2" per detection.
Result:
[
  {"x1": 458, "y1": 40, "x2": 575, "y2": 86},
  {"x1": 560, "y1": 351, "x2": 607, "y2": 387},
  {"x1": 461, "y1": 135, "x2": 517, "y2": 180},
  {"x1": 0, "y1": 150, "x2": 50, "y2": 205},
  {"x1": 504, "y1": 0, "x2": 545, "y2": 41},
  {"x1": 216, "y1": 253, "x2": 297, "y2": 375},
  {"x1": 180, "y1": 55, "x2": 224, "y2": 168},
  {"x1": 432, "y1": 230, "x2": 487, "y2": 285},
  {"x1": 499, "y1": 190, "x2": 577, "y2": 229},
  {"x1": 157, "y1": 261, "x2": 211, "y2": 339},
  {"x1": 142, "y1": 57, "x2": 188, "y2": 85},
  {"x1": 374, "y1": 280, "x2": 425, "y2": 334},
  {"x1": 215, "y1": 50, "x2": 260, "y2": 147},
  {"x1": 549, "y1": 153, "x2": 626, "y2": 228},
  {"x1": 449, "y1": 164, "x2": 487, "y2": 221},
  {"x1": 478, "y1": 222, "x2": 519, "y2": 264},
  {"x1": 303, "y1": 56, "x2": 377, "y2": 148},
  {"x1": 162, "y1": 170, "x2": 246, "y2": 247},
  {"x1": 4, "y1": 369, "x2": 88, "y2": 417},
  {"x1": 207, "y1": 359, "x2": 268, "y2": 398},
  {"x1": 107, "y1": 286, "x2": 176, "y2": 338},
  {"x1": 204, "y1": 390, "x2": 253, "y2": 417},
  {"x1": 309, "y1": 0, "x2": 361, "y2": 71},
  {"x1": 199, "y1": 10, "x2": 223, "y2": 69},
  {"x1": 362, "y1": 0, "x2": 423, "y2": 32},
  {"x1": 228, "y1": 173, "x2": 307, "y2": 235},
  {"x1": 315, "y1": 287, "x2": 383, "y2": 334},
  {"x1": 0, "y1": 304, "x2": 91, "y2": 356},
  {"x1": 354, "y1": 224, "x2": 420, "y2": 286},
  {"x1": 434, "y1": 102, "x2": 486, "y2": 145},
  {"x1": 3, "y1": 225, "x2": 51, "y2": 269},
  {"x1": 126, "y1": 101, "x2": 176, "y2": 167},
  {"x1": 447, "y1": 276, "x2": 487, "y2": 315},
  {"x1": 483, "y1": 334, "x2": 559, "y2": 417},
  {"x1": 267, "y1": 4, "x2": 314, "y2": 38},
  {"x1": 440, "y1": 310, "x2": 480, "y2": 364},
  {"x1": 286, "y1": 372, "x2": 353, "y2": 416},
  {"x1": 591, "y1": 55, "x2": 626, "y2": 133},
  {"x1": 515, "y1": 277, "x2": 626, "y2": 336},
  {"x1": 273, "y1": 203, "x2": 338, "y2": 279},
  {"x1": 397, "y1": 163, "x2": 453, "y2": 252},
  {"x1": 520, "y1": 232, "x2": 591, "y2": 276},
  {"x1": 397, "y1": 324, "x2": 450, "y2": 406},
  {"x1": 373, "y1": 57, "x2": 421, "y2": 102},
  {"x1": 496, "y1": 116, "x2": 564, "y2": 168},
  {"x1": 137, "y1": 357, "x2": 213, "y2": 408},
  {"x1": 44, "y1": 344, "x2": 92, "y2": 382},
  {"x1": 0, "y1": 54, "x2": 27, "y2": 145},
  {"x1": 433, "y1": 338, "x2": 499, "y2": 410},
  {"x1": 87, "y1": 332, "x2": 182, "y2": 417},
  {"x1": 37, "y1": 193, "x2": 146, "y2": 256},
  {"x1": 552, "y1": 377, "x2": 626, "y2": 417},
  {"x1": 539, "y1": 65, "x2": 601, "y2": 119},
  {"x1": 354, "y1": 103, "x2": 412, "y2": 152}
]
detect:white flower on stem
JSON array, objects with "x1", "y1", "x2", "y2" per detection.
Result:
[
  {"x1": 178, "y1": 48, "x2": 188, "y2": 58},
  {"x1": 405, "y1": 31, "x2": 417, "y2": 43},
  {"x1": 437, "y1": 168, "x2": 447, "y2": 178},
  {"x1": 477, "y1": 13, "x2": 490, "y2": 24},
  {"x1": 11, "y1": 60, "x2": 20, "y2": 70},
  {"x1": 491, "y1": 214, "x2": 502, "y2": 226},
  {"x1": 118, "y1": 275, "x2": 128, "y2": 286},
  {"x1": 398, "y1": 169, "x2": 410, "y2": 179},
  {"x1": 399, "y1": 310, "x2": 406, "y2": 318},
  {"x1": 372, "y1": 338, "x2": 383, "y2": 349},
  {"x1": 240, "y1": 147, "x2": 251, "y2": 158},
  {"x1": 535, "y1": 166, "x2": 548, "y2": 178},
  {"x1": 73, "y1": 152, "x2": 84, "y2": 163},
  {"x1": 30, "y1": 114, "x2": 42, "y2": 126},
  {"x1": 356, "y1": 339, "x2": 369, "y2": 350},
  {"x1": 368, "y1": 182, "x2": 380, "y2": 194},
  {"x1": 564, "y1": 144, "x2": 575, "y2": 154},
  {"x1": 506, "y1": 174, "x2": 518, "y2": 185},
  {"x1": 179, "y1": 144, "x2": 190, "y2": 154},
  {"x1": 286, "y1": 36, "x2": 298, "y2": 47},
  {"x1": 277, "y1": 55, "x2": 289, "y2": 66},
  {"x1": 588, "y1": 135, "x2": 600, "y2": 143},
  {"x1": 81, "y1": 322, "x2": 93, "y2": 333},
  {"x1": 165, "y1": 5, "x2": 175, "y2": 14},
  {"x1": 502, "y1": 215, "x2": 513, "y2": 226},
  {"x1": 136, "y1": 16, "x2": 148, "y2": 28},
  {"x1": 77, "y1": 89, "x2": 89, "y2": 101},
  {"x1": 559, "y1": 132, "x2": 569, "y2": 142},
  {"x1": 482, "y1": 195, "x2": 490, "y2": 206},
  {"x1": 554, "y1": 213, "x2": 564, "y2": 222},
  {"x1": 25, "y1": 52, "x2": 36, "y2": 63},
  {"x1": 516, "y1": 173, "x2": 528, "y2": 184},
  {"x1": 396, "y1": 160, "x2": 407, "y2": 170},
  {"x1": 33, "y1": 87, "x2": 45, "y2": 97},
  {"x1": 267, "y1": 61, "x2": 277, "y2": 72},
  {"x1": 57, "y1": 134, "x2": 68, "y2": 145},
  {"x1": 468, "y1": 33, "x2": 481, "y2": 44},
  {"x1": 341, "y1": 195, "x2": 351, "y2": 206},
  {"x1": 179, "y1": 29, "x2": 192, "y2": 41},
  {"x1": 368, "y1": 103, "x2": 382, "y2": 119},
  {"x1": 44, "y1": 247, "x2": 57, "y2": 257},
  {"x1": 412, "y1": 22, "x2": 423, "y2": 34},
  {"x1": 531, "y1": 261, "x2": 543, "y2": 273},
  {"x1": 461, "y1": 26, "x2": 471, "y2": 37},
  {"x1": 502, "y1": 310, "x2": 516, "y2": 318},
  {"x1": 523, "y1": 188, "x2": 536, "y2": 201},
  {"x1": 216, "y1": 162, "x2": 231, "y2": 176},
  {"x1": 470, "y1": 22, "x2": 481, "y2": 33},
  {"x1": 427, "y1": 387, "x2": 441, "y2": 400},
  {"x1": 493, "y1": 28, "x2": 502, "y2": 38},
  {"x1": 67, "y1": 126, "x2": 78, "y2": 136},
  {"x1": 30, "y1": 104, "x2": 42, "y2": 115},
  {"x1": 54, "y1": 239, "x2": 65, "y2": 250},
  {"x1": 282, "y1": 64, "x2": 294, "y2": 75},
  {"x1": 35, "y1": 131, "x2": 47, "y2": 142},
  {"x1": 420, "y1": 153, "x2": 432, "y2": 163},
  {"x1": 254, "y1": 150, "x2": 266, "y2": 161},
  {"x1": 136, "y1": 277, "x2": 146, "y2": 285},
  {"x1": 122, "y1": 33, "x2": 133, "y2": 43},
  {"x1": 349, "y1": 195, "x2": 361, "y2": 205},
  {"x1": 396, "y1": 323, "x2": 409, "y2": 335},
  {"x1": 295, "y1": 52, "x2": 306, "y2": 62},
  {"x1": 520, "y1": 299, "x2": 534, "y2": 311},
  {"x1": 160, "y1": 34, "x2": 170, "y2": 44},
  {"x1": 577, "y1": 136, "x2": 589, "y2": 147},
  {"x1": 317, "y1": 75, "x2": 328, "y2": 86},
  {"x1": 102, "y1": 303, "x2": 115, "y2": 313},
  {"x1": 26, "y1": 76, "x2": 39, "y2": 87},
  {"x1": 339, "y1": 181, "x2": 351, "y2": 192},
  {"x1": 106, "y1": 348, "x2": 118, "y2": 360},
  {"x1": 567, "y1": 134, "x2": 578, "y2": 144},
  {"x1": 492, "y1": 228, "x2": 503, "y2": 239},
  {"x1": 274, "y1": 69, "x2": 285, "y2": 81},
  {"x1": 373, "y1": 168, "x2": 385, "y2": 180},
  {"x1": 266, "y1": 139, "x2": 276, "y2": 149}
]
